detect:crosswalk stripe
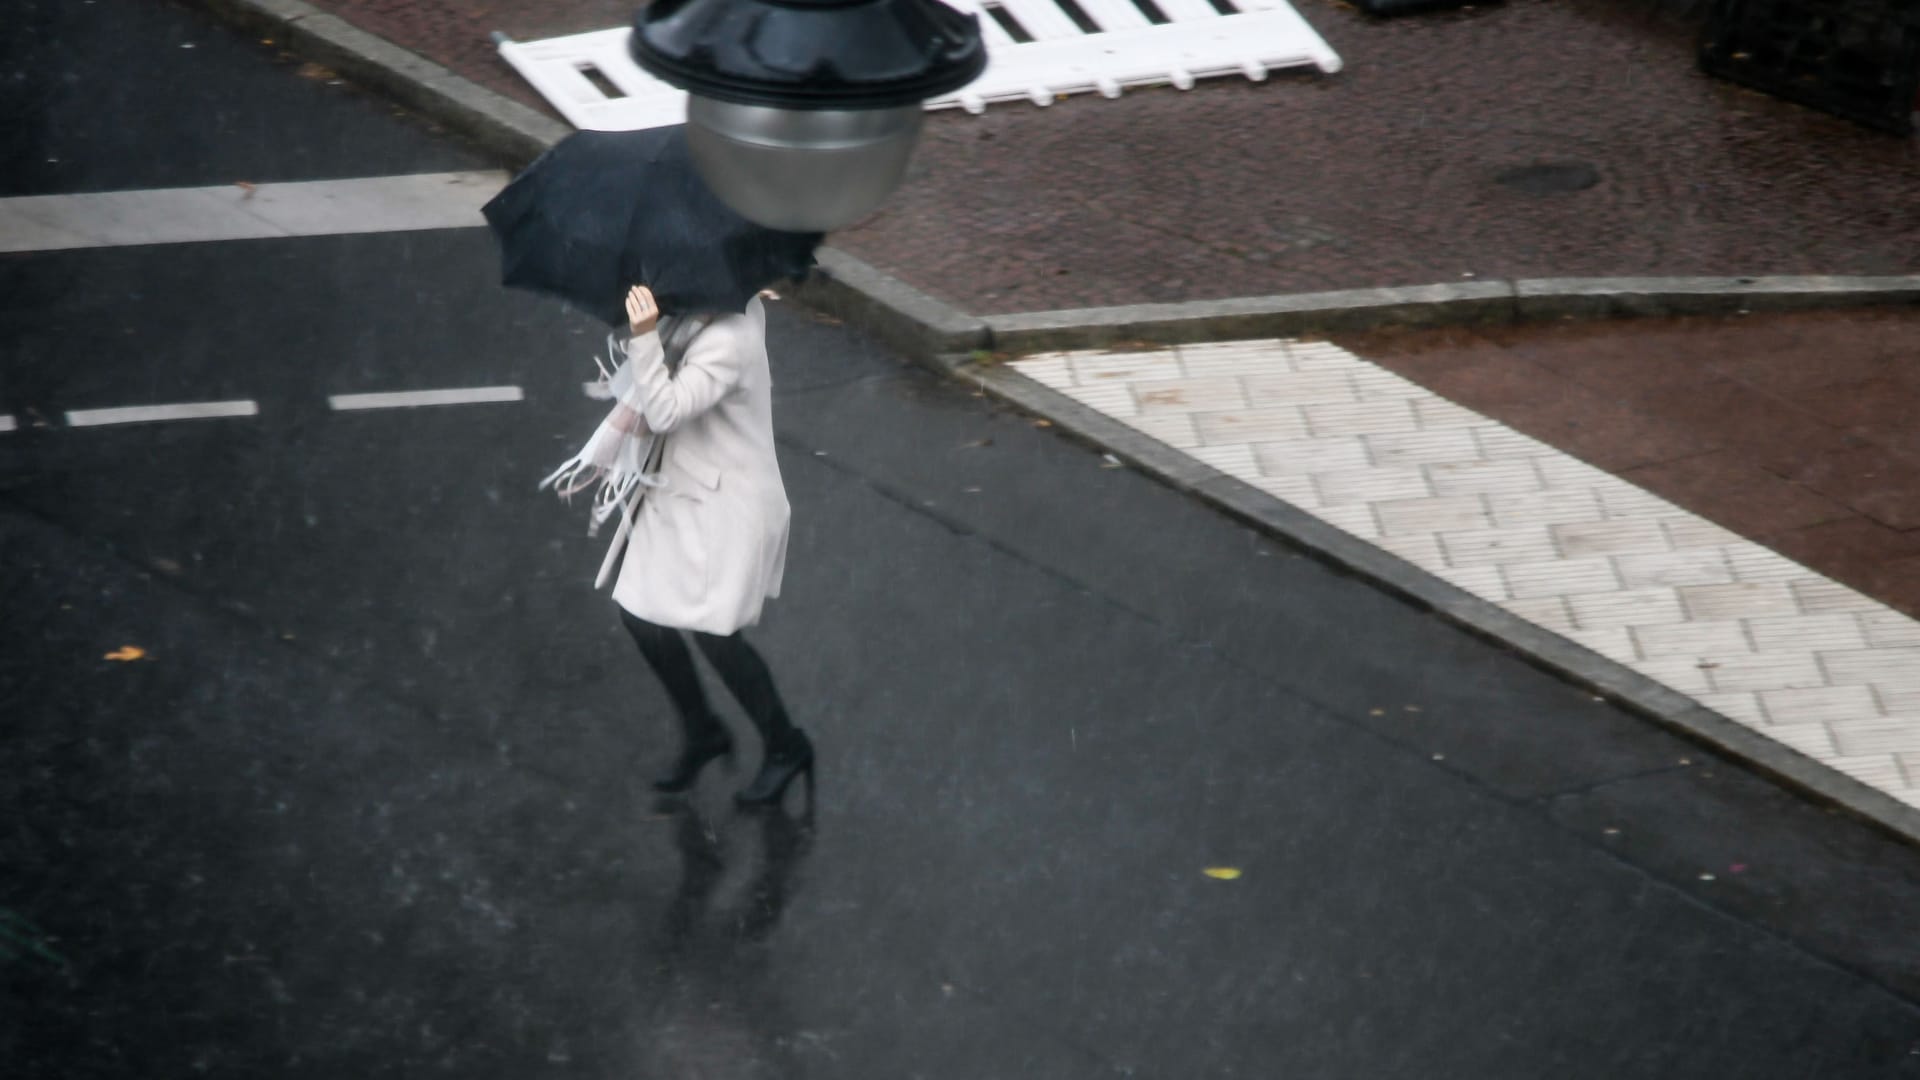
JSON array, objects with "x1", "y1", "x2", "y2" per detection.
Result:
[{"x1": 0, "y1": 172, "x2": 509, "y2": 253}]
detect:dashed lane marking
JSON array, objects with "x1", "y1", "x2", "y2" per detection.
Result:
[
  {"x1": 327, "y1": 386, "x2": 525, "y2": 411},
  {"x1": 0, "y1": 415, "x2": 15, "y2": 433},
  {"x1": 26, "y1": 382, "x2": 568, "y2": 431},
  {"x1": 64, "y1": 400, "x2": 260, "y2": 427}
]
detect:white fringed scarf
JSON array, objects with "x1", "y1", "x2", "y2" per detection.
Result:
[{"x1": 540, "y1": 315, "x2": 711, "y2": 587}]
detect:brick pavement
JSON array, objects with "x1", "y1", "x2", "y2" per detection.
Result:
[
  {"x1": 1335, "y1": 310, "x2": 1920, "y2": 618},
  {"x1": 306, "y1": 0, "x2": 1920, "y2": 315},
  {"x1": 1011, "y1": 333, "x2": 1920, "y2": 810}
]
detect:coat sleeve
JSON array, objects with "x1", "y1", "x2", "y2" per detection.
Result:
[{"x1": 616, "y1": 320, "x2": 745, "y2": 434}]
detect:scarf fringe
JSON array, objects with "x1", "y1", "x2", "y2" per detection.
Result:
[{"x1": 539, "y1": 333, "x2": 664, "y2": 539}]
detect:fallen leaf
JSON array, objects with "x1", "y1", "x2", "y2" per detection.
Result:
[
  {"x1": 1403, "y1": 705, "x2": 1422, "y2": 713},
  {"x1": 1032, "y1": 419, "x2": 1053, "y2": 428},
  {"x1": 103, "y1": 646, "x2": 146, "y2": 662},
  {"x1": 1368, "y1": 708, "x2": 1385, "y2": 716},
  {"x1": 234, "y1": 180, "x2": 256, "y2": 199},
  {"x1": 1202, "y1": 867, "x2": 1242, "y2": 880},
  {"x1": 296, "y1": 62, "x2": 337, "y2": 81},
  {"x1": 1099, "y1": 453, "x2": 1124, "y2": 469},
  {"x1": 1728, "y1": 863, "x2": 1748, "y2": 874}
]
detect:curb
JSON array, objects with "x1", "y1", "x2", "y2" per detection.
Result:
[
  {"x1": 984, "y1": 275, "x2": 1920, "y2": 355},
  {"x1": 970, "y1": 362, "x2": 1920, "y2": 850},
  {"x1": 791, "y1": 249, "x2": 990, "y2": 361},
  {"x1": 185, "y1": 0, "x2": 1920, "y2": 847},
  {"x1": 191, "y1": 0, "x2": 571, "y2": 161}
]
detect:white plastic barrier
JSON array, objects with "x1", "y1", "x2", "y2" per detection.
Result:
[{"x1": 497, "y1": 0, "x2": 1340, "y2": 132}]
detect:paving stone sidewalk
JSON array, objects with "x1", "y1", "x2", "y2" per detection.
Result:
[
  {"x1": 1010, "y1": 332, "x2": 1920, "y2": 813},
  {"x1": 1337, "y1": 310, "x2": 1920, "y2": 620}
]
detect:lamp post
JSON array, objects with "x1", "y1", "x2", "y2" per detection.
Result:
[{"x1": 629, "y1": 0, "x2": 987, "y2": 231}]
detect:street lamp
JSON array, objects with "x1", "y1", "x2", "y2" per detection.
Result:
[{"x1": 629, "y1": 0, "x2": 987, "y2": 231}]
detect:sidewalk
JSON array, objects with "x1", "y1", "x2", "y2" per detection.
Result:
[
  {"x1": 1342, "y1": 310, "x2": 1920, "y2": 618},
  {"x1": 1004, "y1": 324, "x2": 1920, "y2": 813},
  {"x1": 305, "y1": 0, "x2": 1920, "y2": 314}
]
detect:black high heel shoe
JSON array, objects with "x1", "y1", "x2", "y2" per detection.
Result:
[
  {"x1": 653, "y1": 728, "x2": 735, "y2": 794},
  {"x1": 735, "y1": 729, "x2": 815, "y2": 809}
]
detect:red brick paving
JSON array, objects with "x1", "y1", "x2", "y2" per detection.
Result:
[
  {"x1": 1338, "y1": 310, "x2": 1920, "y2": 617},
  {"x1": 304, "y1": 0, "x2": 1920, "y2": 316}
]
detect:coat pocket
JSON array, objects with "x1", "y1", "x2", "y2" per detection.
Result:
[{"x1": 635, "y1": 494, "x2": 712, "y2": 616}]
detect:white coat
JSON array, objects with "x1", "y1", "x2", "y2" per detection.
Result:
[{"x1": 609, "y1": 298, "x2": 789, "y2": 635}]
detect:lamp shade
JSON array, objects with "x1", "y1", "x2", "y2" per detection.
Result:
[{"x1": 630, "y1": 0, "x2": 986, "y2": 229}]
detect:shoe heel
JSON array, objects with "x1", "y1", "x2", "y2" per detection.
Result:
[{"x1": 735, "y1": 737, "x2": 815, "y2": 810}]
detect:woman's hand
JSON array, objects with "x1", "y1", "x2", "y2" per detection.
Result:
[{"x1": 626, "y1": 285, "x2": 659, "y2": 338}]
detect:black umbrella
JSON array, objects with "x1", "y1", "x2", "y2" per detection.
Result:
[{"x1": 481, "y1": 127, "x2": 822, "y2": 326}]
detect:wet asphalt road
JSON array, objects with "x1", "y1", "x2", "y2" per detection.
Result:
[{"x1": 4, "y1": 1, "x2": 1920, "y2": 1076}]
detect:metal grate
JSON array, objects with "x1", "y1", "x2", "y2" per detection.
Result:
[
  {"x1": 497, "y1": 0, "x2": 1340, "y2": 132},
  {"x1": 1700, "y1": 0, "x2": 1920, "y2": 134}
]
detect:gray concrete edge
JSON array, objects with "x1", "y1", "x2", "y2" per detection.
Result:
[
  {"x1": 970, "y1": 361, "x2": 1920, "y2": 851},
  {"x1": 182, "y1": 0, "x2": 1920, "y2": 844},
  {"x1": 185, "y1": 0, "x2": 571, "y2": 161},
  {"x1": 983, "y1": 275, "x2": 1920, "y2": 355}
]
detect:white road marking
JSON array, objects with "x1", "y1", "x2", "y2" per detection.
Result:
[
  {"x1": 0, "y1": 171, "x2": 509, "y2": 253},
  {"x1": 328, "y1": 386, "x2": 524, "y2": 411},
  {"x1": 65, "y1": 400, "x2": 260, "y2": 427},
  {"x1": 0, "y1": 415, "x2": 15, "y2": 433}
]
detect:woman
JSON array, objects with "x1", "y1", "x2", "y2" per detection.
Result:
[{"x1": 546, "y1": 284, "x2": 812, "y2": 808}]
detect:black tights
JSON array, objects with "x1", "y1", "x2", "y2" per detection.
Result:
[{"x1": 620, "y1": 610, "x2": 796, "y2": 749}]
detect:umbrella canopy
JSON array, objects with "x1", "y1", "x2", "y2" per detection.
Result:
[{"x1": 481, "y1": 127, "x2": 822, "y2": 326}]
